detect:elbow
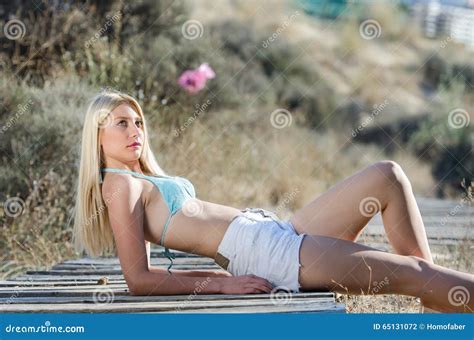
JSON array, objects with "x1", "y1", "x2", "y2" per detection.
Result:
[
  {"x1": 128, "y1": 285, "x2": 145, "y2": 296},
  {"x1": 129, "y1": 287, "x2": 144, "y2": 296},
  {"x1": 127, "y1": 281, "x2": 144, "y2": 296},
  {"x1": 126, "y1": 272, "x2": 148, "y2": 296},
  {"x1": 126, "y1": 269, "x2": 169, "y2": 296}
]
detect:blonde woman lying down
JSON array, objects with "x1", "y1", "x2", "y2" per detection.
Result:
[{"x1": 73, "y1": 90, "x2": 473, "y2": 313}]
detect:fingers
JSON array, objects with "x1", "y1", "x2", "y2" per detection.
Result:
[
  {"x1": 244, "y1": 284, "x2": 270, "y2": 294},
  {"x1": 244, "y1": 275, "x2": 274, "y2": 293},
  {"x1": 260, "y1": 280, "x2": 273, "y2": 292},
  {"x1": 249, "y1": 275, "x2": 274, "y2": 291}
]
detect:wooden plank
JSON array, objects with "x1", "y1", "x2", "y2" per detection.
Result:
[
  {"x1": 61, "y1": 257, "x2": 214, "y2": 266},
  {"x1": 0, "y1": 291, "x2": 335, "y2": 303},
  {"x1": 0, "y1": 287, "x2": 333, "y2": 300},
  {"x1": 0, "y1": 288, "x2": 129, "y2": 299},
  {"x1": 52, "y1": 258, "x2": 217, "y2": 270},
  {"x1": 51, "y1": 265, "x2": 124, "y2": 271},
  {"x1": 0, "y1": 296, "x2": 344, "y2": 313},
  {"x1": 0, "y1": 281, "x2": 127, "y2": 288},
  {"x1": 0, "y1": 286, "x2": 130, "y2": 297},
  {"x1": 11, "y1": 275, "x2": 126, "y2": 282},
  {"x1": 26, "y1": 269, "x2": 125, "y2": 276},
  {"x1": 0, "y1": 303, "x2": 345, "y2": 314},
  {"x1": 61, "y1": 251, "x2": 200, "y2": 263},
  {"x1": 26, "y1": 265, "x2": 222, "y2": 276},
  {"x1": 155, "y1": 304, "x2": 346, "y2": 313},
  {"x1": 13, "y1": 266, "x2": 224, "y2": 282}
]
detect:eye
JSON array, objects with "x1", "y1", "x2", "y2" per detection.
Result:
[
  {"x1": 136, "y1": 120, "x2": 143, "y2": 127},
  {"x1": 118, "y1": 120, "x2": 127, "y2": 126}
]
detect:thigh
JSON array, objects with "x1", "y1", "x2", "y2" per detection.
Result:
[
  {"x1": 298, "y1": 234, "x2": 419, "y2": 296},
  {"x1": 289, "y1": 161, "x2": 398, "y2": 241}
]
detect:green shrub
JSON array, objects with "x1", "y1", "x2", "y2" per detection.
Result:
[
  {"x1": 423, "y1": 53, "x2": 474, "y2": 92},
  {"x1": 0, "y1": 75, "x2": 95, "y2": 200},
  {"x1": 408, "y1": 79, "x2": 472, "y2": 197},
  {"x1": 0, "y1": 0, "x2": 188, "y2": 84}
]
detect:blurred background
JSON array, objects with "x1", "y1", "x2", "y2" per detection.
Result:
[{"x1": 0, "y1": 0, "x2": 472, "y2": 311}]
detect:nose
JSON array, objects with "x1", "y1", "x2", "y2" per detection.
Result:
[{"x1": 129, "y1": 122, "x2": 142, "y2": 137}]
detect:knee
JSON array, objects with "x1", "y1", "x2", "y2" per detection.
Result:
[{"x1": 372, "y1": 160, "x2": 411, "y2": 189}]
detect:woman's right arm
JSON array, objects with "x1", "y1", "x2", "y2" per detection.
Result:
[
  {"x1": 104, "y1": 176, "x2": 273, "y2": 295},
  {"x1": 139, "y1": 268, "x2": 274, "y2": 295}
]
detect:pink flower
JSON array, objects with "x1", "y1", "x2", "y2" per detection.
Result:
[{"x1": 178, "y1": 63, "x2": 215, "y2": 94}]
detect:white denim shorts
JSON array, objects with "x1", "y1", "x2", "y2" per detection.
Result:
[{"x1": 214, "y1": 207, "x2": 307, "y2": 293}]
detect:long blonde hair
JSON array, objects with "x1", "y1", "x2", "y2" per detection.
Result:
[{"x1": 72, "y1": 90, "x2": 166, "y2": 257}]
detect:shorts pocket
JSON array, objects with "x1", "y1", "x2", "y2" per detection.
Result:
[
  {"x1": 246, "y1": 207, "x2": 281, "y2": 221},
  {"x1": 214, "y1": 251, "x2": 232, "y2": 271}
]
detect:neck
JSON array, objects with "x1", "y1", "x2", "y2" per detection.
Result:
[{"x1": 103, "y1": 160, "x2": 142, "y2": 173}]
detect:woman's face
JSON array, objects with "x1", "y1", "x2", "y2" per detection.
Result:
[{"x1": 99, "y1": 104, "x2": 145, "y2": 166}]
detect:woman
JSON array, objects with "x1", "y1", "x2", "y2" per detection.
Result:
[{"x1": 73, "y1": 90, "x2": 473, "y2": 313}]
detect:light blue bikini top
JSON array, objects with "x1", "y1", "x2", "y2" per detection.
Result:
[{"x1": 100, "y1": 168, "x2": 196, "y2": 273}]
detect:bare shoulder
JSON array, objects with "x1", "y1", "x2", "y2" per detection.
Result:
[{"x1": 101, "y1": 174, "x2": 143, "y2": 207}]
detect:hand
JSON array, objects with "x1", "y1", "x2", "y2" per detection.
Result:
[{"x1": 218, "y1": 274, "x2": 274, "y2": 294}]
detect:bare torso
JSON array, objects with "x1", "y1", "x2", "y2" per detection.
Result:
[{"x1": 104, "y1": 172, "x2": 241, "y2": 259}]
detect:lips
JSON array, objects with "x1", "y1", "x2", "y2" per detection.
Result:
[{"x1": 127, "y1": 142, "x2": 141, "y2": 147}]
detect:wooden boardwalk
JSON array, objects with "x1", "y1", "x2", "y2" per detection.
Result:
[
  {"x1": 0, "y1": 250, "x2": 345, "y2": 313},
  {"x1": 1, "y1": 195, "x2": 471, "y2": 314}
]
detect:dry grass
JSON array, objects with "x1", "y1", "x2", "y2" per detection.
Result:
[
  {"x1": 163, "y1": 106, "x2": 433, "y2": 219},
  {"x1": 1, "y1": 171, "x2": 76, "y2": 279}
]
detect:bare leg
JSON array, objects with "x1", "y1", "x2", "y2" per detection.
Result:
[
  {"x1": 298, "y1": 235, "x2": 473, "y2": 313},
  {"x1": 289, "y1": 160, "x2": 433, "y2": 263}
]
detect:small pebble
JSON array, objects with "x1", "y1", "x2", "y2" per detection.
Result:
[{"x1": 97, "y1": 277, "x2": 109, "y2": 285}]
